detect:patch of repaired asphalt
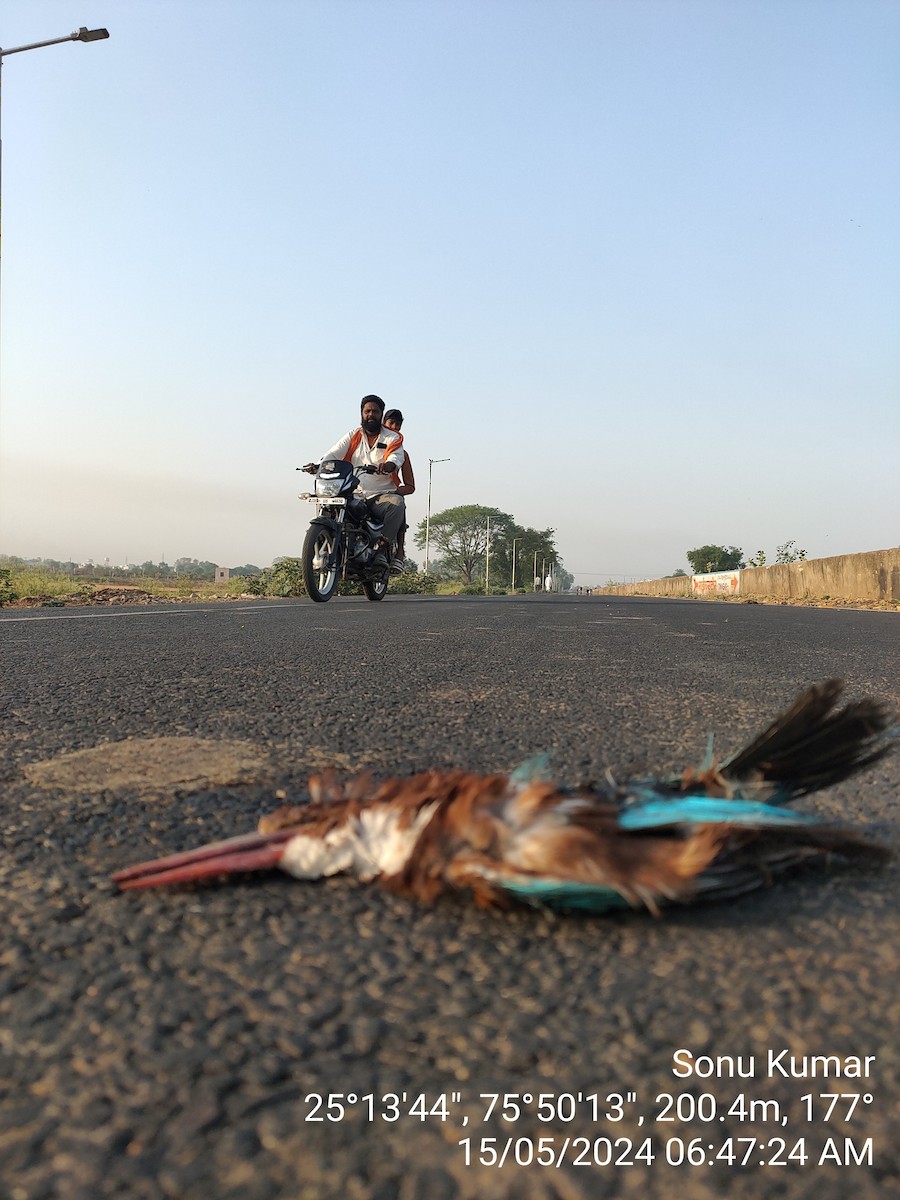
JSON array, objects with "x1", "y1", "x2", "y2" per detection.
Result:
[
  {"x1": 21, "y1": 737, "x2": 275, "y2": 794},
  {"x1": 20, "y1": 738, "x2": 393, "y2": 796}
]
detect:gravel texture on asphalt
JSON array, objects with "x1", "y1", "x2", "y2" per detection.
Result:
[{"x1": 1, "y1": 595, "x2": 898, "y2": 1200}]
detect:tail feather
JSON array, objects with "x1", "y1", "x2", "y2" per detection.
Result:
[
  {"x1": 689, "y1": 825, "x2": 893, "y2": 902},
  {"x1": 720, "y1": 679, "x2": 896, "y2": 797}
]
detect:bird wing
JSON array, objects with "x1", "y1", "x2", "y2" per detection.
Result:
[{"x1": 401, "y1": 773, "x2": 893, "y2": 914}]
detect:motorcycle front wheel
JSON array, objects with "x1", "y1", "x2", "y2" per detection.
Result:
[{"x1": 302, "y1": 526, "x2": 339, "y2": 602}]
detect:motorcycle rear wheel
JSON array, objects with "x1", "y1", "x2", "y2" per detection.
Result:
[
  {"x1": 302, "y1": 526, "x2": 339, "y2": 602},
  {"x1": 363, "y1": 573, "x2": 388, "y2": 602}
]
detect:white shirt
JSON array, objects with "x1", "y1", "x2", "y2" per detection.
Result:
[{"x1": 322, "y1": 426, "x2": 406, "y2": 497}]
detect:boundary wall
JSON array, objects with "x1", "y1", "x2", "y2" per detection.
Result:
[{"x1": 593, "y1": 546, "x2": 900, "y2": 603}]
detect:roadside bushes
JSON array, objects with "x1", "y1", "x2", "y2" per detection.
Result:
[
  {"x1": 243, "y1": 559, "x2": 306, "y2": 597},
  {"x1": 242, "y1": 562, "x2": 438, "y2": 598},
  {"x1": 0, "y1": 569, "x2": 16, "y2": 606},
  {"x1": 389, "y1": 572, "x2": 437, "y2": 595}
]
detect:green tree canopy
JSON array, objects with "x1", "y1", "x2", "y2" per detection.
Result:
[
  {"x1": 686, "y1": 545, "x2": 745, "y2": 573},
  {"x1": 174, "y1": 557, "x2": 217, "y2": 580},
  {"x1": 491, "y1": 524, "x2": 560, "y2": 589},
  {"x1": 414, "y1": 507, "x2": 567, "y2": 588},
  {"x1": 414, "y1": 505, "x2": 516, "y2": 583},
  {"x1": 555, "y1": 565, "x2": 574, "y2": 591}
]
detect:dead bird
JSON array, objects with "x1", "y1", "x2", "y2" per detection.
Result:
[{"x1": 112, "y1": 680, "x2": 895, "y2": 914}]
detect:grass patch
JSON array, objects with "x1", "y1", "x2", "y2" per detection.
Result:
[
  {"x1": 2, "y1": 568, "x2": 82, "y2": 600},
  {"x1": 1, "y1": 564, "x2": 520, "y2": 605},
  {"x1": 0, "y1": 566, "x2": 257, "y2": 605}
]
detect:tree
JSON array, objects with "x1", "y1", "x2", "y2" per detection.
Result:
[
  {"x1": 746, "y1": 543, "x2": 807, "y2": 567},
  {"x1": 174, "y1": 558, "x2": 216, "y2": 579},
  {"x1": 556, "y1": 565, "x2": 574, "y2": 591},
  {"x1": 686, "y1": 545, "x2": 745, "y2": 573},
  {"x1": 414, "y1": 505, "x2": 516, "y2": 584},
  {"x1": 421, "y1": 557, "x2": 458, "y2": 582},
  {"x1": 775, "y1": 540, "x2": 807, "y2": 564},
  {"x1": 495, "y1": 524, "x2": 560, "y2": 589}
]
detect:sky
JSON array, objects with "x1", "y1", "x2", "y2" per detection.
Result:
[{"x1": 0, "y1": 0, "x2": 897, "y2": 586}]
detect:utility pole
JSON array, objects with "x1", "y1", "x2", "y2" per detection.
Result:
[{"x1": 485, "y1": 515, "x2": 491, "y2": 592}]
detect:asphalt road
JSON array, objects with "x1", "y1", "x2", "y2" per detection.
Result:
[{"x1": 1, "y1": 594, "x2": 898, "y2": 1200}]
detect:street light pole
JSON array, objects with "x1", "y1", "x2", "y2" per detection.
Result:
[
  {"x1": 0, "y1": 26, "x2": 109, "y2": 368},
  {"x1": 423, "y1": 457, "x2": 449, "y2": 574},
  {"x1": 511, "y1": 537, "x2": 520, "y2": 590},
  {"x1": 485, "y1": 515, "x2": 491, "y2": 592}
]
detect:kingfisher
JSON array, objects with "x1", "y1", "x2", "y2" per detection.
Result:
[{"x1": 113, "y1": 680, "x2": 895, "y2": 914}]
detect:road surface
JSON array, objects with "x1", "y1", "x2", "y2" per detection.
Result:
[{"x1": 1, "y1": 594, "x2": 898, "y2": 1199}]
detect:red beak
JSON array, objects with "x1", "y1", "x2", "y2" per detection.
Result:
[{"x1": 111, "y1": 829, "x2": 295, "y2": 890}]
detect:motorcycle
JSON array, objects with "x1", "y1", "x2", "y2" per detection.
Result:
[{"x1": 297, "y1": 460, "x2": 392, "y2": 602}]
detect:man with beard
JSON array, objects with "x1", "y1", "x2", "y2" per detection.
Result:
[{"x1": 302, "y1": 395, "x2": 406, "y2": 569}]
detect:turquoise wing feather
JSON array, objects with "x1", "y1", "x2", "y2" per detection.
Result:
[{"x1": 617, "y1": 793, "x2": 826, "y2": 831}]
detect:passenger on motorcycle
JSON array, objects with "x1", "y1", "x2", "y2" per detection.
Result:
[
  {"x1": 383, "y1": 408, "x2": 415, "y2": 564},
  {"x1": 302, "y1": 395, "x2": 406, "y2": 570}
]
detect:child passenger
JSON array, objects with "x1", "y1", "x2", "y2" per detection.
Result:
[{"x1": 383, "y1": 409, "x2": 415, "y2": 565}]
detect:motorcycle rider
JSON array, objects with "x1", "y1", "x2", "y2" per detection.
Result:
[{"x1": 302, "y1": 395, "x2": 406, "y2": 570}]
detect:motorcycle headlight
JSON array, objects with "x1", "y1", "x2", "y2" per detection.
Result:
[{"x1": 316, "y1": 477, "x2": 343, "y2": 498}]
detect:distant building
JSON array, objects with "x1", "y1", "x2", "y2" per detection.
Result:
[{"x1": 215, "y1": 566, "x2": 230, "y2": 582}]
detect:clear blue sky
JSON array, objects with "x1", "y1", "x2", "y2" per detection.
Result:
[{"x1": 1, "y1": 0, "x2": 897, "y2": 583}]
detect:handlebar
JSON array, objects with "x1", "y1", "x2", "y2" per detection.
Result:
[{"x1": 297, "y1": 462, "x2": 386, "y2": 475}]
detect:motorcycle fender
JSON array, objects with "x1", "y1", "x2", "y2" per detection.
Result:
[
  {"x1": 308, "y1": 515, "x2": 342, "y2": 537},
  {"x1": 308, "y1": 517, "x2": 343, "y2": 568}
]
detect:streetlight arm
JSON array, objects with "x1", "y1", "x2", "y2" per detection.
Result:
[{"x1": 1, "y1": 28, "x2": 109, "y2": 58}]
